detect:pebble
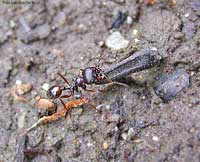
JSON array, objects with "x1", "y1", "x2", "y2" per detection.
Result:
[
  {"x1": 126, "y1": 16, "x2": 133, "y2": 25},
  {"x1": 173, "y1": 32, "x2": 184, "y2": 40},
  {"x1": 98, "y1": 41, "x2": 105, "y2": 47},
  {"x1": 15, "y1": 83, "x2": 32, "y2": 95},
  {"x1": 102, "y1": 142, "x2": 109, "y2": 150},
  {"x1": 54, "y1": 12, "x2": 66, "y2": 27},
  {"x1": 134, "y1": 38, "x2": 140, "y2": 43},
  {"x1": 16, "y1": 80, "x2": 22, "y2": 85},
  {"x1": 121, "y1": 133, "x2": 128, "y2": 140},
  {"x1": 105, "y1": 31, "x2": 129, "y2": 50},
  {"x1": 42, "y1": 83, "x2": 50, "y2": 91},
  {"x1": 105, "y1": 105, "x2": 111, "y2": 110},
  {"x1": 36, "y1": 23, "x2": 51, "y2": 39},
  {"x1": 87, "y1": 142, "x2": 93, "y2": 147},
  {"x1": 127, "y1": 127, "x2": 135, "y2": 140},
  {"x1": 152, "y1": 135, "x2": 159, "y2": 141},
  {"x1": 19, "y1": 23, "x2": 51, "y2": 43},
  {"x1": 37, "y1": 98, "x2": 56, "y2": 110},
  {"x1": 132, "y1": 29, "x2": 138, "y2": 36},
  {"x1": 183, "y1": 21, "x2": 196, "y2": 40},
  {"x1": 10, "y1": 20, "x2": 16, "y2": 28},
  {"x1": 184, "y1": 13, "x2": 190, "y2": 18},
  {"x1": 154, "y1": 69, "x2": 189, "y2": 101}
]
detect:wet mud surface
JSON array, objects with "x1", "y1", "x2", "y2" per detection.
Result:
[{"x1": 0, "y1": 0, "x2": 200, "y2": 162}]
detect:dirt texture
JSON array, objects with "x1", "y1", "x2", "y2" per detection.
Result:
[{"x1": 0, "y1": 0, "x2": 200, "y2": 162}]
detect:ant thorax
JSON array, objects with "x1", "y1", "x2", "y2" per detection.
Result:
[{"x1": 74, "y1": 77, "x2": 84, "y2": 86}]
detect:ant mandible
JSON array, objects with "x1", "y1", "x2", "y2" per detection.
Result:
[{"x1": 46, "y1": 66, "x2": 109, "y2": 108}]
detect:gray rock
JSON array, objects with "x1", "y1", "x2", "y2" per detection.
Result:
[
  {"x1": 154, "y1": 69, "x2": 189, "y2": 101},
  {"x1": 183, "y1": 21, "x2": 196, "y2": 40},
  {"x1": 18, "y1": 23, "x2": 51, "y2": 44},
  {"x1": 105, "y1": 31, "x2": 129, "y2": 50}
]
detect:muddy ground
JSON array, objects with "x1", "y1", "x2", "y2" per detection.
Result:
[{"x1": 0, "y1": 0, "x2": 200, "y2": 162}]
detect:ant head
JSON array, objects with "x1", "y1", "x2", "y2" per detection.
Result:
[{"x1": 46, "y1": 85, "x2": 62, "y2": 99}]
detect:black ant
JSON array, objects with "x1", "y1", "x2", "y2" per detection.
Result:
[{"x1": 46, "y1": 66, "x2": 110, "y2": 108}]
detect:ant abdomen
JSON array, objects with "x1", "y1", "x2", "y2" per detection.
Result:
[{"x1": 46, "y1": 85, "x2": 63, "y2": 99}]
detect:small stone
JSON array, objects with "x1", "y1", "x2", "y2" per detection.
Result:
[
  {"x1": 16, "y1": 80, "x2": 22, "y2": 85},
  {"x1": 16, "y1": 83, "x2": 32, "y2": 95},
  {"x1": 134, "y1": 38, "x2": 140, "y2": 43},
  {"x1": 151, "y1": 47, "x2": 158, "y2": 51},
  {"x1": 42, "y1": 83, "x2": 49, "y2": 91},
  {"x1": 141, "y1": 96, "x2": 146, "y2": 100},
  {"x1": 36, "y1": 23, "x2": 51, "y2": 39},
  {"x1": 105, "y1": 31, "x2": 129, "y2": 50},
  {"x1": 190, "y1": 71, "x2": 195, "y2": 76},
  {"x1": 184, "y1": 13, "x2": 190, "y2": 18},
  {"x1": 173, "y1": 32, "x2": 184, "y2": 40},
  {"x1": 35, "y1": 96, "x2": 41, "y2": 102},
  {"x1": 133, "y1": 139, "x2": 143, "y2": 143},
  {"x1": 37, "y1": 98, "x2": 56, "y2": 110},
  {"x1": 121, "y1": 133, "x2": 128, "y2": 140},
  {"x1": 77, "y1": 24, "x2": 87, "y2": 32},
  {"x1": 98, "y1": 41, "x2": 105, "y2": 47},
  {"x1": 102, "y1": 142, "x2": 109, "y2": 150},
  {"x1": 87, "y1": 143, "x2": 93, "y2": 147},
  {"x1": 126, "y1": 16, "x2": 133, "y2": 25},
  {"x1": 127, "y1": 128, "x2": 135, "y2": 139},
  {"x1": 132, "y1": 29, "x2": 138, "y2": 36},
  {"x1": 10, "y1": 20, "x2": 16, "y2": 28},
  {"x1": 189, "y1": 127, "x2": 196, "y2": 133},
  {"x1": 19, "y1": 23, "x2": 51, "y2": 43},
  {"x1": 55, "y1": 12, "x2": 66, "y2": 27},
  {"x1": 169, "y1": 0, "x2": 176, "y2": 6},
  {"x1": 183, "y1": 21, "x2": 196, "y2": 40},
  {"x1": 152, "y1": 136, "x2": 159, "y2": 141},
  {"x1": 105, "y1": 105, "x2": 111, "y2": 110},
  {"x1": 154, "y1": 69, "x2": 189, "y2": 101}
]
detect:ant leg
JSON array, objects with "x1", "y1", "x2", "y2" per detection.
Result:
[
  {"x1": 85, "y1": 88, "x2": 95, "y2": 92},
  {"x1": 57, "y1": 72, "x2": 70, "y2": 86},
  {"x1": 82, "y1": 84, "x2": 95, "y2": 93},
  {"x1": 60, "y1": 94, "x2": 72, "y2": 98},
  {"x1": 59, "y1": 98, "x2": 66, "y2": 109}
]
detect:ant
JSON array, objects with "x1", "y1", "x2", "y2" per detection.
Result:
[{"x1": 46, "y1": 66, "x2": 110, "y2": 109}]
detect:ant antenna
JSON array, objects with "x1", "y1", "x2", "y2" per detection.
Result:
[{"x1": 57, "y1": 72, "x2": 71, "y2": 87}]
